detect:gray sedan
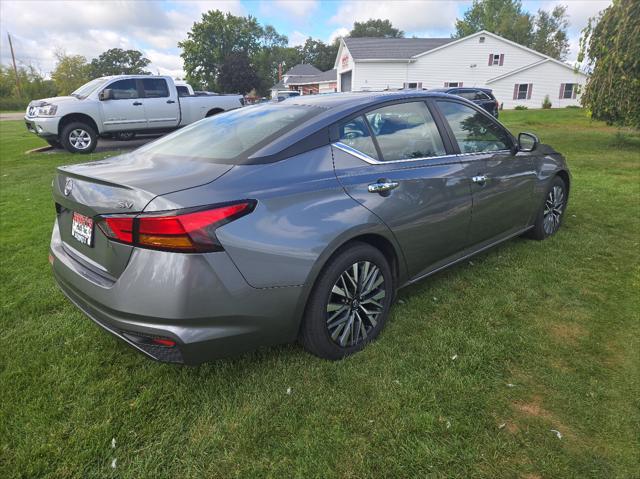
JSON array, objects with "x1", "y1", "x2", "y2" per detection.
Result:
[{"x1": 50, "y1": 91, "x2": 570, "y2": 364}]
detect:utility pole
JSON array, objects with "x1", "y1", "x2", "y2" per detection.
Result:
[{"x1": 7, "y1": 33, "x2": 22, "y2": 97}]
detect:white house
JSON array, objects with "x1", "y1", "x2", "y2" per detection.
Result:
[{"x1": 334, "y1": 30, "x2": 588, "y2": 109}]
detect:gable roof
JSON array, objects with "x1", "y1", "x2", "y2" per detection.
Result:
[
  {"x1": 271, "y1": 69, "x2": 337, "y2": 90},
  {"x1": 343, "y1": 37, "x2": 454, "y2": 60},
  {"x1": 284, "y1": 63, "x2": 322, "y2": 76}
]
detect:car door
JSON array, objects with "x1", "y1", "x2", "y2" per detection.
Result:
[
  {"x1": 332, "y1": 100, "x2": 473, "y2": 280},
  {"x1": 100, "y1": 78, "x2": 146, "y2": 132},
  {"x1": 140, "y1": 78, "x2": 179, "y2": 130},
  {"x1": 434, "y1": 99, "x2": 537, "y2": 248}
]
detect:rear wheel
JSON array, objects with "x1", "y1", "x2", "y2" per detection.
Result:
[
  {"x1": 300, "y1": 242, "x2": 393, "y2": 360},
  {"x1": 527, "y1": 176, "x2": 567, "y2": 240},
  {"x1": 60, "y1": 122, "x2": 97, "y2": 154}
]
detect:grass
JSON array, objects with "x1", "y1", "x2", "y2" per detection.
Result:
[{"x1": 1, "y1": 109, "x2": 639, "y2": 478}]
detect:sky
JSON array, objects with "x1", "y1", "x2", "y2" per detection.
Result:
[{"x1": 0, "y1": 0, "x2": 611, "y2": 79}]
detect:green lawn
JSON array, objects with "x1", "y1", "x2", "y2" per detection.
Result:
[{"x1": 1, "y1": 109, "x2": 639, "y2": 478}]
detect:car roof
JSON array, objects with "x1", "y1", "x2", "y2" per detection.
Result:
[
  {"x1": 430, "y1": 87, "x2": 493, "y2": 93},
  {"x1": 285, "y1": 90, "x2": 449, "y2": 111}
]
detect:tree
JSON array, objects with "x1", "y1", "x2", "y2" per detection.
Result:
[
  {"x1": 89, "y1": 48, "x2": 150, "y2": 77},
  {"x1": 253, "y1": 45, "x2": 301, "y2": 92},
  {"x1": 531, "y1": 5, "x2": 569, "y2": 61},
  {"x1": 455, "y1": 0, "x2": 534, "y2": 47},
  {"x1": 454, "y1": 0, "x2": 571, "y2": 59},
  {"x1": 350, "y1": 19, "x2": 404, "y2": 38},
  {"x1": 578, "y1": 0, "x2": 640, "y2": 128},
  {"x1": 179, "y1": 10, "x2": 265, "y2": 91},
  {"x1": 218, "y1": 51, "x2": 260, "y2": 94},
  {"x1": 51, "y1": 51, "x2": 90, "y2": 94},
  {"x1": 297, "y1": 38, "x2": 339, "y2": 71}
]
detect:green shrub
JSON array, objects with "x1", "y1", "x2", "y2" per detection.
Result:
[
  {"x1": 0, "y1": 97, "x2": 28, "y2": 111},
  {"x1": 565, "y1": 105, "x2": 581, "y2": 109},
  {"x1": 542, "y1": 95, "x2": 552, "y2": 109},
  {"x1": 514, "y1": 105, "x2": 529, "y2": 110}
]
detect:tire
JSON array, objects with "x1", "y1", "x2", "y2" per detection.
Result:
[
  {"x1": 60, "y1": 122, "x2": 97, "y2": 154},
  {"x1": 114, "y1": 131, "x2": 136, "y2": 141},
  {"x1": 527, "y1": 176, "x2": 567, "y2": 240},
  {"x1": 300, "y1": 242, "x2": 394, "y2": 360}
]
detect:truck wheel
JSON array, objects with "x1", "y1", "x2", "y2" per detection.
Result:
[
  {"x1": 115, "y1": 131, "x2": 136, "y2": 141},
  {"x1": 60, "y1": 122, "x2": 97, "y2": 154}
]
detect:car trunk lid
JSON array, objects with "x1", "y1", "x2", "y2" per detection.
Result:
[{"x1": 53, "y1": 152, "x2": 233, "y2": 278}]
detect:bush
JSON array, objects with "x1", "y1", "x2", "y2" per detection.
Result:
[
  {"x1": 565, "y1": 105, "x2": 582, "y2": 109},
  {"x1": 542, "y1": 95, "x2": 552, "y2": 109},
  {"x1": 514, "y1": 105, "x2": 529, "y2": 110},
  {"x1": 0, "y1": 97, "x2": 28, "y2": 111}
]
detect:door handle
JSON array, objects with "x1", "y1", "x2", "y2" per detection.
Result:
[
  {"x1": 166, "y1": 100, "x2": 176, "y2": 104},
  {"x1": 368, "y1": 180, "x2": 399, "y2": 195},
  {"x1": 472, "y1": 175, "x2": 488, "y2": 186},
  {"x1": 133, "y1": 101, "x2": 143, "y2": 106}
]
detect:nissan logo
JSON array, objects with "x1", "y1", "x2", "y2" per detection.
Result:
[{"x1": 64, "y1": 178, "x2": 73, "y2": 196}]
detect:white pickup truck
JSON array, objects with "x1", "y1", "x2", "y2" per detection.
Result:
[{"x1": 25, "y1": 75, "x2": 244, "y2": 153}]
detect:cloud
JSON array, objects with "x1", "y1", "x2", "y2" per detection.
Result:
[
  {"x1": 272, "y1": 0, "x2": 319, "y2": 18},
  {"x1": 288, "y1": 31, "x2": 309, "y2": 47},
  {"x1": 329, "y1": 0, "x2": 459, "y2": 33},
  {"x1": 328, "y1": 27, "x2": 350, "y2": 44},
  {"x1": 0, "y1": 0, "x2": 244, "y2": 77}
]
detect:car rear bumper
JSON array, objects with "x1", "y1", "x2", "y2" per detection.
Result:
[
  {"x1": 25, "y1": 116, "x2": 59, "y2": 139},
  {"x1": 50, "y1": 221, "x2": 304, "y2": 364}
]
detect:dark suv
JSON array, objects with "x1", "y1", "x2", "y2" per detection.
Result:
[{"x1": 431, "y1": 87, "x2": 499, "y2": 118}]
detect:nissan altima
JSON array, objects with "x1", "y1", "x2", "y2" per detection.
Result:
[{"x1": 50, "y1": 91, "x2": 570, "y2": 364}]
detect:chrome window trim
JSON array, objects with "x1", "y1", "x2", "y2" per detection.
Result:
[
  {"x1": 455, "y1": 149, "x2": 511, "y2": 158},
  {"x1": 332, "y1": 141, "x2": 452, "y2": 165}
]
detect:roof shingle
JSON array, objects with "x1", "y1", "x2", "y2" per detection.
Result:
[{"x1": 343, "y1": 37, "x2": 455, "y2": 60}]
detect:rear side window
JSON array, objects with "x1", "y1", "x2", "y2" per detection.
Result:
[
  {"x1": 365, "y1": 102, "x2": 445, "y2": 161},
  {"x1": 143, "y1": 78, "x2": 169, "y2": 98},
  {"x1": 437, "y1": 101, "x2": 511, "y2": 153},
  {"x1": 107, "y1": 79, "x2": 138, "y2": 100},
  {"x1": 338, "y1": 116, "x2": 379, "y2": 160},
  {"x1": 133, "y1": 104, "x2": 321, "y2": 163},
  {"x1": 176, "y1": 85, "x2": 190, "y2": 97}
]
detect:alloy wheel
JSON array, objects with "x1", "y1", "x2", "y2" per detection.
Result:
[
  {"x1": 543, "y1": 184, "x2": 565, "y2": 235},
  {"x1": 326, "y1": 261, "x2": 386, "y2": 347},
  {"x1": 69, "y1": 129, "x2": 92, "y2": 150}
]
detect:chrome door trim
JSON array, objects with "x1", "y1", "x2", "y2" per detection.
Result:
[{"x1": 332, "y1": 141, "x2": 455, "y2": 166}]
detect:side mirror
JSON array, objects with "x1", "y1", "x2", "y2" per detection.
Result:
[
  {"x1": 518, "y1": 132, "x2": 539, "y2": 152},
  {"x1": 99, "y1": 89, "x2": 114, "y2": 101}
]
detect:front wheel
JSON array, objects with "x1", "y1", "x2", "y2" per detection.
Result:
[
  {"x1": 300, "y1": 242, "x2": 394, "y2": 360},
  {"x1": 527, "y1": 176, "x2": 567, "y2": 240},
  {"x1": 60, "y1": 122, "x2": 97, "y2": 154}
]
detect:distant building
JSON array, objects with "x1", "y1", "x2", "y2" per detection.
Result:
[
  {"x1": 270, "y1": 64, "x2": 337, "y2": 98},
  {"x1": 334, "y1": 30, "x2": 588, "y2": 109}
]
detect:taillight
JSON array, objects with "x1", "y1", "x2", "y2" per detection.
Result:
[{"x1": 97, "y1": 200, "x2": 255, "y2": 253}]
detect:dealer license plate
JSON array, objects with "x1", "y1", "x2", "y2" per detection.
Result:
[{"x1": 71, "y1": 212, "x2": 94, "y2": 246}]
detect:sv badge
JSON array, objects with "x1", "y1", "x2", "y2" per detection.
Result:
[{"x1": 117, "y1": 200, "x2": 134, "y2": 209}]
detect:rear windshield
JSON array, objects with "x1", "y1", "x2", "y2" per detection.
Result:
[{"x1": 133, "y1": 104, "x2": 320, "y2": 163}]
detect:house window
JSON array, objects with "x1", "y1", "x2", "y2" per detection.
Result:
[
  {"x1": 561, "y1": 83, "x2": 577, "y2": 99},
  {"x1": 444, "y1": 82, "x2": 462, "y2": 88},
  {"x1": 403, "y1": 82, "x2": 422, "y2": 89},
  {"x1": 488, "y1": 53, "x2": 504, "y2": 66},
  {"x1": 514, "y1": 83, "x2": 532, "y2": 100},
  {"x1": 479, "y1": 36, "x2": 485, "y2": 43}
]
